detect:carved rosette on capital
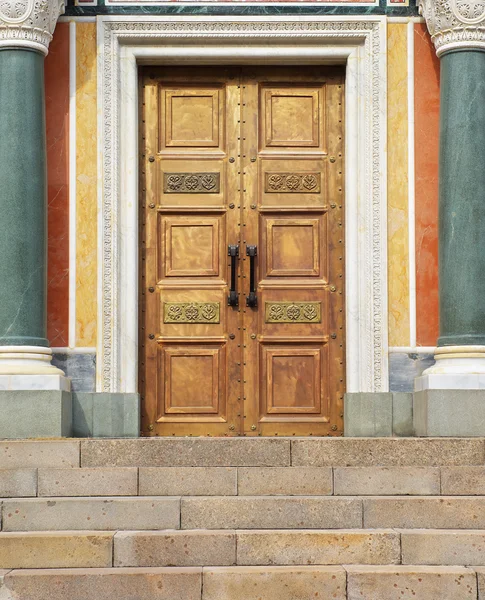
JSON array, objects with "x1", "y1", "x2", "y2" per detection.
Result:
[
  {"x1": 418, "y1": 0, "x2": 485, "y2": 55},
  {"x1": 0, "y1": 0, "x2": 65, "y2": 55}
]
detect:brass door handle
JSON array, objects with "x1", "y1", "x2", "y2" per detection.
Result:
[
  {"x1": 228, "y1": 245, "x2": 239, "y2": 307},
  {"x1": 246, "y1": 245, "x2": 257, "y2": 308}
]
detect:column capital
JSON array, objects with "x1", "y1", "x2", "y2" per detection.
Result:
[
  {"x1": 419, "y1": 0, "x2": 485, "y2": 56},
  {"x1": 0, "y1": 0, "x2": 65, "y2": 55}
]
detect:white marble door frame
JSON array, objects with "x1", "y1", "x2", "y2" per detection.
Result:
[{"x1": 96, "y1": 15, "x2": 388, "y2": 394}]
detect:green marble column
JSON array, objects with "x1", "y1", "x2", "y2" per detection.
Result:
[
  {"x1": 0, "y1": 49, "x2": 49, "y2": 348},
  {"x1": 438, "y1": 51, "x2": 485, "y2": 347}
]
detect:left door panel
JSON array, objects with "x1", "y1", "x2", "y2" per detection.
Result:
[{"x1": 140, "y1": 67, "x2": 243, "y2": 436}]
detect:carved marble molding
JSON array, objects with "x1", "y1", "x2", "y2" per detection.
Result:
[
  {"x1": 0, "y1": 0, "x2": 65, "y2": 54},
  {"x1": 97, "y1": 16, "x2": 388, "y2": 394},
  {"x1": 419, "y1": 0, "x2": 485, "y2": 56}
]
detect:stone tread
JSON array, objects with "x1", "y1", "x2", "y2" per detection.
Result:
[
  {"x1": 0, "y1": 566, "x2": 484, "y2": 600},
  {"x1": 4, "y1": 465, "x2": 485, "y2": 497},
  {"x1": 5, "y1": 496, "x2": 485, "y2": 530},
  {"x1": 2, "y1": 439, "x2": 485, "y2": 470},
  {"x1": 1, "y1": 497, "x2": 181, "y2": 531},
  {"x1": 4, "y1": 529, "x2": 485, "y2": 569}
]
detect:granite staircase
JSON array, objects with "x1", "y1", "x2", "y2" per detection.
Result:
[{"x1": 1, "y1": 438, "x2": 485, "y2": 599}]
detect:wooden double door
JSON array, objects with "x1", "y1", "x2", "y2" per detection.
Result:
[{"x1": 139, "y1": 66, "x2": 345, "y2": 437}]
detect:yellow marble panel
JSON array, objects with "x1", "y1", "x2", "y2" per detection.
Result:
[
  {"x1": 76, "y1": 22, "x2": 97, "y2": 347},
  {"x1": 387, "y1": 23, "x2": 410, "y2": 347}
]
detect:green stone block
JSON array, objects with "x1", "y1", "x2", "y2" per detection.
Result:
[
  {"x1": 93, "y1": 393, "x2": 140, "y2": 438},
  {"x1": 344, "y1": 393, "x2": 393, "y2": 437},
  {"x1": 414, "y1": 390, "x2": 485, "y2": 437},
  {"x1": 392, "y1": 392, "x2": 414, "y2": 437},
  {"x1": 0, "y1": 391, "x2": 72, "y2": 439},
  {"x1": 72, "y1": 392, "x2": 94, "y2": 437},
  {"x1": 72, "y1": 393, "x2": 140, "y2": 438}
]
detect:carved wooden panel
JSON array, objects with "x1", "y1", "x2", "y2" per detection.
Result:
[
  {"x1": 265, "y1": 173, "x2": 321, "y2": 194},
  {"x1": 164, "y1": 302, "x2": 220, "y2": 324},
  {"x1": 259, "y1": 159, "x2": 326, "y2": 211},
  {"x1": 265, "y1": 302, "x2": 321, "y2": 323},
  {"x1": 159, "y1": 289, "x2": 226, "y2": 339},
  {"x1": 162, "y1": 87, "x2": 223, "y2": 148},
  {"x1": 163, "y1": 346, "x2": 222, "y2": 415},
  {"x1": 262, "y1": 346, "x2": 322, "y2": 415},
  {"x1": 161, "y1": 215, "x2": 222, "y2": 278},
  {"x1": 164, "y1": 173, "x2": 220, "y2": 194},
  {"x1": 263, "y1": 217, "x2": 322, "y2": 278},
  {"x1": 262, "y1": 87, "x2": 322, "y2": 148},
  {"x1": 159, "y1": 160, "x2": 225, "y2": 209}
]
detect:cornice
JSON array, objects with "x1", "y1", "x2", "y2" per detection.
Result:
[
  {"x1": 418, "y1": 0, "x2": 485, "y2": 56},
  {"x1": 0, "y1": 0, "x2": 65, "y2": 55}
]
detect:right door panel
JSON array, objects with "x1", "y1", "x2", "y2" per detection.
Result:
[{"x1": 242, "y1": 66, "x2": 345, "y2": 436}]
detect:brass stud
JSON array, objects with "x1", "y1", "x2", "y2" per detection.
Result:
[
  {"x1": 229, "y1": 157, "x2": 235, "y2": 163},
  {"x1": 149, "y1": 203, "x2": 155, "y2": 209},
  {"x1": 330, "y1": 286, "x2": 337, "y2": 292},
  {"x1": 148, "y1": 287, "x2": 155, "y2": 293},
  {"x1": 250, "y1": 204, "x2": 257, "y2": 210},
  {"x1": 251, "y1": 334, "x2": 256, "y2": 340},
  {"x1": 148, "y1": 424, "x2": 154, "y2": 431},
  {"x1": 330, "y1": 203, "x2": 336, "y2": 208},
  {"x1": 331, "y1": 425, "x2": 338, "y2": 431},
  {"x1": 229, "y1": 424, "x2": 235, "y2": 431},
  {"x1": 148, "y1": 156, "x2": 155, "y2": 163},
  {"x1": 250, "y1": 157, "x2": 257, "y2": 162},
  {"x1": 229, "y1": 333, "x2": 236, "y2": 340},
  {"x1": 329, "y1": 156, "x2": 336, "y2": 163},
  {"x1": 229, "y1": 203, "x2": 235, "y2": 209},
  {"x1": 148, "y1": 334, "x2": 155, "y2": 340},
  {"x1": 251, "y1": 425, "x2": 257, "y2": 431},
  {"x1": 331, "y1": 333, "x2": 337, "y2": 339}
]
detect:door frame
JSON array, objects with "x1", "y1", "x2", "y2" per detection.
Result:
[{"x1": 96, "y1": 15, "x2": 389, "y2": 395}]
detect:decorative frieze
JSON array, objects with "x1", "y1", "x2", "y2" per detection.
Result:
[
  {"x1": 163, "y1": 173, "x2": 220, "y2": 194},
  {"x1": 265, "y1": 302, "x2": 321, "y2": 323},
  {"x1": 418, "y1": 0, "x2": 485, "y2": 55},
  {"x1": 0, "y1": 0, "x2": 65, "y2": 54},
  {"x1": 265, "y1": 173, "x2": 321, "y2": 193},
  {"x1": 164, "y1": 302, "x2": 220, "y2": 324}
]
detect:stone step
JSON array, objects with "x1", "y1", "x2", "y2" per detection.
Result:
[
  {"x1": 181, "y1": 496, "x2": 363, "y2": 529},
  {"x1": 113, "y1": 529, "x2": 400, "y2": 567},
  {"x1": 363, "y1": 496, "x2": 485, "y2": 528},
  {"x1": 0, "y1": 566, "x2": 482, "y2": 600},
  {"x1": 5, "y1": 465, "x2": 485, "y2": 497},
  {"x1": 0, "y1": 567, "x2": 202, "y2": 600},
  {"x1": 346, "y1": 565, "x2": 478, "y2": 600},
  {"x1": 7, "y1": 496, "x2": 485, "y2": 531},
  {"x1": 1, "y1": 497, "x2": 180, "y2": 531},
  {"x1": 2, "y1": 438, "x2": 485, "y2": 470},
  {"x1": 80, "y1": 438, "x2": 485, "y2": 467},
  {"x1": 0, "y1": 441, "x2": 79, "y2": 468},
  {"x1": 400, "y1": 529, "x2": 485, "y2": 566},
  {"x1": 0, "y1": 529, "x2": 397, "y2": 570},
  {"x1": 5, "y1": 529, "x2": 485, "y2": 569},
  {"x1": 0, "y1": 531, "x2": 114, "y2": 569}
]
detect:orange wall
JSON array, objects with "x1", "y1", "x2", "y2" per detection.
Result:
[
  {"x1": 45, "y1": 22, "x2": 70, "y2": 346},
  {"x1": 414, "y1": 23, "x2": 440, "y2": 347}
]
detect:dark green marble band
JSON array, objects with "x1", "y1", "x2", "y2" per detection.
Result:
[
  {"x1": 438, "y1": 50, "x2": 485, "y2": 347},
  {"x1": 0, "y1": 49, "x2": 49, "y2": 348}
]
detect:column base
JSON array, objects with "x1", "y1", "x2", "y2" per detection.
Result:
[
  {"x1": 0, "y1": 391, "x2": 72, "y2": 439},
  {"x1": 414, "y1": 389, "x2": 485, "y2": 437},
  {"x1": 0, "y1": 392, "x2": 141, "y2": 439},
  {"x1": 0, "y1": 346, "x2": 70, "y2": 391},
  {"x1": 414, "y1": 345, "x2": 485, "y2": 391}
]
